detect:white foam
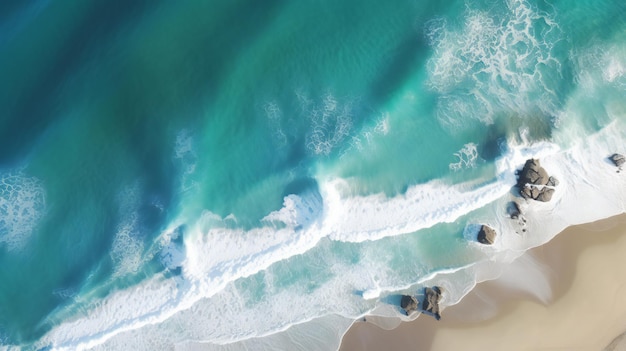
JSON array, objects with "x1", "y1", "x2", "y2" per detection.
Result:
[
  {"x1": 263, "y1": 91, "x2": 358, "y2": 156},
  {"x1": 34, "y1": 130, "x2": 559, "y2": 349},
  {"x1": 174, "y1": 130, "x2": 199, "y2": 192},
  {"x1": 425, "y1": 0, "x2": 563, "y2": 129},
  {"x1": 109, "y1": 183, "x2": 146, "y2": 278},
  {"x1": 262, "y1": 191, "x2": 323, "y2": 229},
  {"x1": 0, "y1": 169, "x2": 46, "y2": 251},
  {"x1": 322, "y1": 137, "x2": 558, "y2": 243},
  {"x1": 374, "y1": 112, "x2": 390, "y2": 136},
  {"x1": 303, "y1": 92, "x2": 355, "y2": 156},
  {"x1": 35, "y1": 119, "x2": 626, "y2": 351},
  {"x1": 263, "y1": 102, "x2": 288, "y2": 147},
  {"x1": 35, "y1": 67, "x2": 626, "y2": 351},
  {"x1": 34, "y1": 138, "x2": 541, "y2": 350},
  {"x1": 448, "y1": 120, "x2": 626, "y2": 307},
  {"x1": 449, "y1": 143, "x2": 479, "y2": 171},
  {"x1": 320, "y1": 177, "x2": 509, "y2": 243},
  {"x1": 339, "y1": 111, "x2": 390, "y2": 159}
]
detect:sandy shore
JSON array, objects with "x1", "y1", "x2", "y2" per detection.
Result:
[{"x1": 340, "y1": 213, "x2": 626, "y2": 351}]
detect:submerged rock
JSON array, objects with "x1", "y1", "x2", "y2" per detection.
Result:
[
  {"x1": 400, "y1": 295, "x2": 418, "y2": 315},
  {"x1": 610, "y1": 153, "x2": 625, "y2": 168},
  {"x1": 506, "y1": 201, "x2": 522, "y2": 219},
  {"x1": 477, "y1": 225, "x2": 497, "y2": 245},
  {"x1": 423, "y1": 286, "x2": 443, "y2": 320}
]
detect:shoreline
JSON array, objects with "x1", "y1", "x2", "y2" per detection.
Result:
[{"x1": 339, "y1": 212, "x2": 626, "y2": 351}]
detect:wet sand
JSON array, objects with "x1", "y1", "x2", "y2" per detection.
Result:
[{"x1": 340, "y1": 213, "x2": 626, "y2": 351}]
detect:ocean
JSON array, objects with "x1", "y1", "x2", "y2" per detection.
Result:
[{"x1": 1, "y1": 0, "x2": 625, "y2": 350}]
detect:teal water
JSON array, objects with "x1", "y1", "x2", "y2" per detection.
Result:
[{"x1": 1, "y1": 0, "x2": 626, "y2": 349}]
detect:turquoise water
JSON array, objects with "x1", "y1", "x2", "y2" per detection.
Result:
[{"x1": 1, "y1": 0, "x2": 625, "y2": 349}]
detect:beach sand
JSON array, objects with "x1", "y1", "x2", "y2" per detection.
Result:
[{"x1": 340, "y1": 213, "x2": 626, "y2": 351}]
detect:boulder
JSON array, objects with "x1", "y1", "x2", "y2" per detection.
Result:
[
  {"x1": 517, "y1": 159, "x2": 558, "y2": 202},
  {"x1": 520, "y1": 186, "x2": 533, "y2": 200},
  {"x1": 477, "y1": 225, "x2": 497, "y2": 245},
  {"x1": 530, "y1": 186, "x2": 540, "y2": 199},
  {"x1": 517, "y1": 159, "x2": 549, "y2": 186},
  {"x1": 521, "y1": 186, "x2": 554, "y2": 202},
  {"x1": 547, "y1": 176, "x2": 559, "y2": 187},
  {"x1": 610, "y1": 153, "x2": 625, "y2": 167},
  {"x1": 400, "y1": 295, "x2": 418, "y2": 315},
  {"x1": 423, "y1": 286, "x2": 443, "y2": 320},
  {"x1": 536, "y1": 188, "x2": 555, "y2": 202}
]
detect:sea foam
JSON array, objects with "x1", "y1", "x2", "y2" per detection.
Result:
[
  {"x1": 30, "y1": 133, "x2": 551, "y2": 350},
  {"x1": 31, "y1": 2, "x2": 626, "y2": 349},
  {"x1": 0, "y1": 169, "x2": 45, "y2": 251},
  {"x1": 426, "y1": 0, "x2": 564, "y2": 129},
  {"x1": 34, "y1": 118, "x2": 626, "y2": 351}
]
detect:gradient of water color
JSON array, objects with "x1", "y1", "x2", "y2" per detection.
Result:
[{"x1": 1, "y1": 0, "x2": 626, "y2": 350}]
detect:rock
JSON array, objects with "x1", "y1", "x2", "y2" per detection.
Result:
[
  {"x1": 520, "y1": 186, "x2": 533, "y2": 200},
  {"x1": 610, "y1": 153, "x2": 625, "y2": 167},
  {"x1": 400, "y1": 295, "x2": 418, "y2": 315},
  {"x1": 521, "y1": 186, "x2": 555, "y2": 202},
  {"x1": 507, "y1": 201, "x2": 522, "y2": 219},
  {"x1": 516, "y1": 159, "x2": 558, "y2": 202},
  {"x1": 423, "y1": 286, "x2": 443, "y2": 320},
  {"x1": 517, "y1": 159, "x2": 549, "y2": 186},
  {"x1": 530, "y1": 186, "x2": 540, "y2": 199},
  {"x1": 477, "y1": 225, "x2": 496, "y2": 245},
  {"x1": 547, "y1": 176, "x2": 559, "y2": 187},
  {"x1": 535, "y1": 187, "x2": 555, "y2": 202}
]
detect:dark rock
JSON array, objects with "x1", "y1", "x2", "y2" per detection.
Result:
[
  {"x1": 530, "y1": 186, "x2": 540, "y2": 199},
  {"x1": 477, "y1": 225, "x2": 496, "y2": 245},
  {"x1": 423, "y1": 286, "x2": 443, "y2": 320},
  {"x1": 507, "y1": 201, "x2": 522, "y2": 219},
  {"x1": 536, "y1": 187, "x2": 555, "y2": 202},
  {"x1": 520, "y1": 186, "x2": 533, "y2": 200},
  {"x1": 517, "y1": 159, "x2": 549, "y2": 186},
  {"x1": 516, "y1": 159, "x2": 558, "y2": 202},
  {"x1": 400, "y1": 295, "x2": 418, "y2": 315},
  {"x1": 547, "y1": 176, "x2": 559, "y2": 187},
  {"x1": 610, "y1": 153, "x2": 625, "y2": 167}
]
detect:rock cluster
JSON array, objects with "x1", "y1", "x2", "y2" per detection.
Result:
[
  {"x1": 610, "y1": 153, "x2": 625, "y2": 172},
  {"x1": 400, "y1": 295, "x2": 418, "y2": 315},
  {"x1": 610, "y1": 153, "x2": 625, "y2": 167},
  {"x1": 516, "y1": 159, "x2": 558, "y2": 202},
  {"x1": 477, "y1": 225, "x2": 497, "y2": 245},
  {"x1": 423, "y1": 286, "x2": 443, "y2": 320}
]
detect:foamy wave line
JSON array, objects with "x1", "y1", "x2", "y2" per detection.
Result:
[
  {"x1": 35, "y1": 152, "x2": 536, "y2": 350},
  {"x1": 37, "y1": 155, "x2": 538, "y2": 350},
  {"x1": 36, "y1": 121, "x2": 626, "y2": 350}
]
